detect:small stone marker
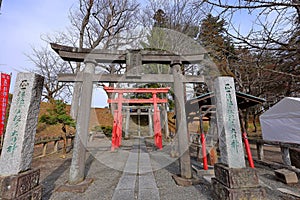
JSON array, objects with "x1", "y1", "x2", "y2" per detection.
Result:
[
  {"x1": 275, "y1": 168, "x2": 298, "y2": 184},
  {"x1": 214, "y1": 76, "x2": 245, "y2": 168},
  {"x1": 0, "y1": 73, "x2": 44, "y2": 175}
]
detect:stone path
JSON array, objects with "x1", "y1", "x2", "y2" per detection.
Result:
[
  {"x1": 112, "y1": 138, "x2": 160, "y2": 200},
  {"x1": 32, "y1": 135, "x2": 300, "y2": 200}
]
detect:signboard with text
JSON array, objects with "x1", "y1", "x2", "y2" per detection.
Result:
[{"x1": 0, "y1": 73, "x2": 11, "y2": 136}]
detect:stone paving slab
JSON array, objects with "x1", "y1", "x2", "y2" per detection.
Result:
[
  {"x1": 138, "y1": 188, "x2": 160, "y2": 200},
  {"x1": 116, "y1": 173, "x2": 137, "y2": 190},
  {"x1": 112, "y1": 189, "x2": 135, "y2": 200},
  {"x1": 112, "y1": 137, "x2": 160, "y2": 199},
  {"x1": 139, "y1": 165, "x2": 153, "y2": 174},
  {"x1": 139, "y1": 173, "x2": 157, "y2": 189},
  {"x1": 138, "y1": 154, "x2": 153, "y2": 174},
  {"x1": 124, "y1": 162, "x2": 138, "y2": 174}
]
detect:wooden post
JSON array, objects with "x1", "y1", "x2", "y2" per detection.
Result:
[
  {"x1": 280, "y1": 145, "x2": 291, "y2": 166},
  {"x1": 125, "y1": 108, "x2": 130, "y2": 138},
  {"x1": 148, "y1": 107, "x2": 154, "y2": 136},
  {"x1": 153, "y1": 93, "x2": 162, "y2": 149},
  {"x1": 256, "y1": 142, "x2": 264, "y2": 161},
  {"x1": 53, "y1": 140, "x2": 59, "y2": 153},
  {"x1": 162, "y1": 104, "x2": 169, "y2": 139},
  {"x1": 117, "y1": 92, "x2": 123, "y2": 146},
  {"x1": 71, "y1": 137, "x2": 74, "y2": 149},
  {"x1": 172, "y1": 61, "x2": 192, "y2": 179},
  {"x1": 42, "y1": 142, "x2": 48, "y2": 157},
  {"x1": 89, "y1": 131, "x2": 94, "y2": 142},
  {"x1": 137, "y1": 108, "x2": 141, "y2": 137}
]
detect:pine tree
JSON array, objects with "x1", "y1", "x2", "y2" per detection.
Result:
[
  {"x1": 40, "y1": 100, "x2": 75, "y2": 157},
  {"x1": 199, "y1": 14, "x2": 235, "y2": 77}
]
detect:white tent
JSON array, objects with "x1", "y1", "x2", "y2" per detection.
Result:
[{"x1": 260, "y1": 97, "x2": 300, "y2": 144}]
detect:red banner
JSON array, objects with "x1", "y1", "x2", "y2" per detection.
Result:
[{"x1": 0, "y1": 73, "x2": 11, "y2": 136}]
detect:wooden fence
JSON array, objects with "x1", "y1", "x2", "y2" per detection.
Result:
[
  {"x1": 34, "y1": 135, "x2": 75, "y2": 157},
  {"x1": 248, "y1": 138, "x2": 300, "y2": 174}
]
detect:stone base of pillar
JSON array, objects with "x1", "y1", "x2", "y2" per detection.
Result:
[
  {"x1": 211, "y1": 163, "x2": 266, "y2": 200},
  {"x1": 172, "y1": 174, "x2": 201, "y2": 186},
  {"x1": 212, "y1": 178, "x2": 265, "y2": 200},
  {"x1": 0, "y1": 169, "x2": 42, "y2": 200},
  {"x1": 55, "y1": 178, "x2": 93, "y2": 193}
]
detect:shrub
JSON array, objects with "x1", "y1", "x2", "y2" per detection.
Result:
[{"x1": 92, "y1": 125, "x2": 113, "y2": 137}]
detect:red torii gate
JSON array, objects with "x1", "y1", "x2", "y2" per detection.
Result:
[{"x1": 104, "y1": 87, "x2": 170, "y2": 151}]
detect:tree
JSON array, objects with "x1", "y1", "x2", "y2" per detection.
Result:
[
  {"x1": 26, "y1": 46, "x2": 73, "y2": 103},
  {"x1": 40, "y1": 100, "x2": 75, "y2": 157},
  {"x1": 140, "y1": 4, "x2": 209, "y2": 109},
  {"x1": 196, "y1": 1, "x2": 300, "y2": 132},
  {"x1": 201, "y1": 1, "x2": 300, "y2": 51},
  {"x1": 67, "y1": 0, "x2": 140, "y2": 50},
  {"x1": 67, "y1": 0, "x2": 140, "y2": 117},
  {"x1": 141, "y1": 0, "x2": 209, "y2": 37},
  {"x1": 36, "y1": 0, "x2": 141, "y2": 118},
  {"x1": 198, "y1": 14, "x2": 235, "y2": 77},
  {"x1": 200, "y1": 0, "x2": 300, "y2": 100},
  {"x1": 153, "y1": 9, "x2": 168, "y2": 28}
]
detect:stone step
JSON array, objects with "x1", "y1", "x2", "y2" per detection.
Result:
[
  {"x1": 277, "y1": 188, "x2": 300, "y2": 198},
  {"x1": 274, "y1": 168, "x2": 298, "y2": 184}
]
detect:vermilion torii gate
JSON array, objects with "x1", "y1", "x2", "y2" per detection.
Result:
[
  {"x1": 51, "y1": 43, "x2": 205, "y2": 185},
  {"x1": 104, "y1": 86, "x2": 170, "y2": 151}
]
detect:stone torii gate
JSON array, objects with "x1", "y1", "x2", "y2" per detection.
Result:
[{"x1": 51, "y1": 43, "x2": 205, "y2": 185}]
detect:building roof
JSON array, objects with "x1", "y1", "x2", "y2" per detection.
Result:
[
  {"x1": 187, "y1": 91, "x2": 265, "y2": 110},
  {"x1": 185, "y1": 91, "x2": 266, "y2": 123}
]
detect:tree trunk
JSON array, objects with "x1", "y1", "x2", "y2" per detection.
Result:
[
  {"x1": 244, "y1": 108, "x2": 250, "y2": 132},
  {"x1": 253, "y1": 114, "x2": 257, "y2": 133},
  {"x1": 61, "y1": 124, "x2": 67, "y2": 158}
]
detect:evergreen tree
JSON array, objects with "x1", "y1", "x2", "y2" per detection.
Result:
[
  {"x1": 153, "y1": 9, "x2": 168, "y2": 28},
  {"x1": 199, "y1": 14, "x2": 235, "y2": 77},
  {"x1": 139, "y1": 9, "x2": 175, "y2": 109},
  {"x1": 40, "y1": 100, "x2": 75, "y2": 127},
  {"x1": 40, "y1": 100, "x2": 75, "y2": 157}
]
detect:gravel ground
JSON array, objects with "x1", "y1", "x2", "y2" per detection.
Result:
[{"x1": 31, "y1": 136, "x2": 300, "y2": 200}]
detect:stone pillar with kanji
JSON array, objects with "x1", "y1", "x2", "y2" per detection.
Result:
[
  {"x1": 0, "y1": 73, "x2": 44, "y2": 200},
  {"x1": 212, "y1": 76, "x2": 265, "y2": 200}
]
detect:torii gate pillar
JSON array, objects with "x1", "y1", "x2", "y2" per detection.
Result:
[
  {"x1": 69, "y1": 61, "x2": 95, "y2": 185},
  {"x1": 172, "y1": 61, "x2": 192, "y2": 179}
]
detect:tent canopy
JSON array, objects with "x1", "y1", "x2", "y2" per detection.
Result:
[{"x1": 260, "y1": 97, "x2": 300, "y2": 144}]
